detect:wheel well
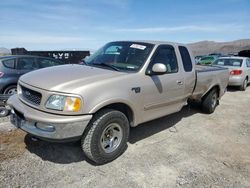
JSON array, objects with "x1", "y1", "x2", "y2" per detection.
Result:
[
  {"x1": 97, "y1": 103, "x2": 134, "y2": 126},
  {"x1": 202, "y1": 85, "x2": 220, "y2": 101}
]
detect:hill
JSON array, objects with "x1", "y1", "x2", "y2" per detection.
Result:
[
  {"x1": 188, "y1": 39, "x2": 250, "y2": 56},
  {"x1": 0, "y1": 47, "x2": 11, "y2": 56}
]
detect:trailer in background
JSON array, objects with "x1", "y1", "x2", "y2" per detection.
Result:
[
  {"x1": 11, "y1": 48, "x2": 90, "y2": 64},
  {"x1": 238, "y1": 50, "x2": 250, "y2": 58}
]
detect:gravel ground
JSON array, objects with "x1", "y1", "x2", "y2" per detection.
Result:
[{"x1": 0, "y1": 87, "x2": 250, "y2": 188}]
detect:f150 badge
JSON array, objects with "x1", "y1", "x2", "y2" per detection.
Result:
[{"x1": 131, "y1": 87, "x2": 141, "y2": 93}]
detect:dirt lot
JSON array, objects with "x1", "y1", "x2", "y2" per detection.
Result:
[{"x1": 0, "y1": 87, "x2": 250, "y2": 188}]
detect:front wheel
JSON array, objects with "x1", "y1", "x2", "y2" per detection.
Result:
[
  {"x1": 201, "y1": 89, "x2": 218, "y2": 114},
  {"x1": 81, "y1": 109, "x2": 129, "y2": 165},
  {"x1": 3, "y1": 85, "x2": 17, "y2": 95}
]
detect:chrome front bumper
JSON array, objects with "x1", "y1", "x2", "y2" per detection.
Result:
[{"x1": 7, "y1": 95, "x2": 92, "y2": 141}]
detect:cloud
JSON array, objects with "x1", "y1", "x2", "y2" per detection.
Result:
[
  {"x1": 0, "y1": 33, "x2": 108, "y2": 50},
  {"x1": 105, "y1": 24, "x2": 246, "y2": 34},
  {"x1": 0, "y1": 34, "x2": 94, "y2": 44},
  {"x1": 100, "y1": 0, "x2": 129, "y2": 8}
]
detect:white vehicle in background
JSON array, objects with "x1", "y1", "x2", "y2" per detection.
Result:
[{"x1": 213, "y1": 57, "x2": 250, "y2": 91}]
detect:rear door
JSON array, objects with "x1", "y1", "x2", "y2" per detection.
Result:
[
  {"x1": 142, "y1": 45, "x2": 186, "y2": 122},
  {"x1": 178, "y1": 46, "x2": 196, "y2": 98},
  {"x1": 16, "y1": 57, "x2": 38, "y2": 76}
]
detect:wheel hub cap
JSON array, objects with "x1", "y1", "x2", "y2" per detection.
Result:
[
  {"x1": 211, "y1": 94, "x2": 217, "y2": 108},
  {"x1": 100, "y1": 123, "x2": 123, "y2": 153}
]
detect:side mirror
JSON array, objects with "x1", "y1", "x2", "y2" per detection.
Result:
[
  {"x1": 152, "y1": 63, "x2": 167, "y2": 73},
  {"x1": 146, "y1": 63, "x2": 167, "y2": 75}
]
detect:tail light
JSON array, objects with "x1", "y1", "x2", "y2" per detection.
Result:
[
  {"x1": 230, "y1": 70, "x2": 242, "y2": 75},
  {"x1": 0, "y1": 72, "x2": 4, "y2": 78}
]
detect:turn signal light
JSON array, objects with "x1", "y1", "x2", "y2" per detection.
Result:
[
  {"x1": 230, "y1": 70, "x2": 242, "y2": 75},
  {"x1": 64, "y1": 97, "x2": 82, "y2": 112}
]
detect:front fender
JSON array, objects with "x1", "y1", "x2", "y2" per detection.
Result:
[{"x1": 89, "y1": 98, "x2": 140, "y2": 126}]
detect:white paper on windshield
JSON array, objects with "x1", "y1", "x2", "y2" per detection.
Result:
[
  {"x1": 130, "y1": 44, "x2": 146, "y2": 50},
  {"x1": 126, "y1": 65, "x2": 136, "y2": 69}
]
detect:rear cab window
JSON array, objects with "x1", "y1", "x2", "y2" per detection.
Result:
[
  {"x1": 2, "y1": 58, "x2": 16, "y2": 69},
  {"x1": 178, "y1": 46, "x2": 193, "y2": 72}
]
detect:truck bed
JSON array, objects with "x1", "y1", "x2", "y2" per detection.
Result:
[{"x1": 191, "y1": 65, "x2": 229, "y2": 100}]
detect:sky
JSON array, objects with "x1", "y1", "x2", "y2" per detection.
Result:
[{"x1": 0, "y1": 0, "x2": 250, "y2": 50}]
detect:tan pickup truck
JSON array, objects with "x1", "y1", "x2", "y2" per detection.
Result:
[{"x1": 8, "y1": 41, "x2": 229, "y2": 164}]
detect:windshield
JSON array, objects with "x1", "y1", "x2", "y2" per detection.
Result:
[
  {"x1": 84, "y1": 41, "x2": 154, "y2": 72},
  {"x1": 213, "y1": 58, "x2": 243, "y2": 67}
]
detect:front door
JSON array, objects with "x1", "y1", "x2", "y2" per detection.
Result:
[{"x1": 141, "y1": 45, "x2": 185, "y2": 123}]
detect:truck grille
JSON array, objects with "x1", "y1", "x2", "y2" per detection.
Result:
[{"x1": 21, "y1": 86, "x2": 42, "y2": 105}]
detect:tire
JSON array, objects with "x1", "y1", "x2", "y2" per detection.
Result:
[
  {"x1": 0, "y1": 107, "x2": 10, "y2": 117},
  {"x1": 81, "y1": 109, "x2": 129, "y2": 165},
  {"x1": 3, "y1": 85, "x2": 17, "y2": 95},
  {"x1": 201, "y1": 89, "x2": 218, "y2": 114},
  {"x1": 240, "y1": 78, "x2": 247, "y2": 91}
]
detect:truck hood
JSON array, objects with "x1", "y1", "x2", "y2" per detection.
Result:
[{"x1": 20, "y1": 64, "x2": 125, "y2": 93}]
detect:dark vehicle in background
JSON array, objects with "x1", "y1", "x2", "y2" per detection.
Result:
[
  {"x1": 0, "y1": 55, "x2": 65, "y2": 95},
  {"x1": 213, "y1": 57, "x2": 250, "y2": 91}
]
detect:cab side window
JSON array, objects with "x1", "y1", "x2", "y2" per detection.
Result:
[
  {"x1": 17, "y1": 57, "x2": 37, "y2": 70},
  {"x1": 151, "y1": 45, "x2": 178, "y2": 74}
]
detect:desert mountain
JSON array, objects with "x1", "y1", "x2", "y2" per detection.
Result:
[
  {"x1": 0, "y1": 47, "x2": 11, "y2": 55},
  {"x1": 188, "y1": 39, "x2": 250, "y2": 56}
]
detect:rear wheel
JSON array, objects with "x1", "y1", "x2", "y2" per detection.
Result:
[
  {"x1": 240, "y1": 78, "x2": 247, "y2": 91},
  {"x1": 81, "y1": 109, "x2": 129, "y2": 165},
  {"x1": 202, "y1": 89, "x2": 218, "y2": 114},
  {"x1": 3, "y1": 85, "x2": 17, "y2": 95}
]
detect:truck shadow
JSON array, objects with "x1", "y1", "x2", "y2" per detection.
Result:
[
  {"x1": 24, "y1": 105, "x2": 200, "y2": 164},
  {"x1": 24, "y1": 135, "x2": 88, "y2": 164},
  {"x1": 226, "y1": 84, "x2": 250, "y2": 92},
  {"x1": 226, "y1": 86, "x2": 240, "y2": 92},
  {"x1": 129, "y1": 105, "x2": 199, "y2": 144}
]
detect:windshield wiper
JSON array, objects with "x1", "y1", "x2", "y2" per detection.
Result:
[{"x1": 92, "y1": 62, "x2": 120, "y2": 71}]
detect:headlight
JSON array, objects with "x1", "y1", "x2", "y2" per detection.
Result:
[{"x1": 45, "y1": 95, "x2": 82, "y2": 112}]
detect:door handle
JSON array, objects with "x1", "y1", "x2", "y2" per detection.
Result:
[{"x1": 177, "y1": 80, "x2": 183, "y2": 85}]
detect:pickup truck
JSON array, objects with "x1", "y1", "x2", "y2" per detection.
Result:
[{"x1": 7, "y1": 41, "x2": 229, "y2": 164}]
